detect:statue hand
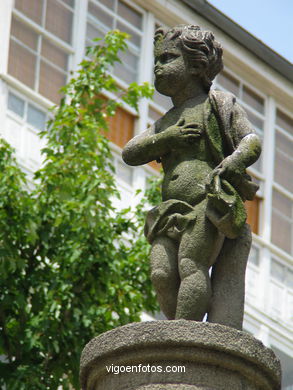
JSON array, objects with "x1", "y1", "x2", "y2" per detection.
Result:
[
  {"x1": 163, "y1": 118, "x2": 202, "y2": 146},
  {"x1": 208, "y1": 156, "x2": 243, "y2": 186}
]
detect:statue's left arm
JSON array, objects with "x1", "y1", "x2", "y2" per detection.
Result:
[{"x1": 212, "y1": 102, "x2": 261, "y2": 181}]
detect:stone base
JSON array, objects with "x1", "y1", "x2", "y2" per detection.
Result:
[{"x1": 80, "y1": 321, "x2": 281, "y2": 390}]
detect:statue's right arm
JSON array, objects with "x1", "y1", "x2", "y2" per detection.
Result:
[{"x1": 122, "y1": 124, "x2": 169, "y2": 166}]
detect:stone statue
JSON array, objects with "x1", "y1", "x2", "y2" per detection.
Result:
[
  {"x1": 81, "y1": 26, "x2": 280, "y2": 390},
  {"x1": 122, "y1": 25, "x2": 261, "y2": 329}
]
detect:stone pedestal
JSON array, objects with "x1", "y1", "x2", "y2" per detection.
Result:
[{"x1": 80, "y1": 321, "x2": 281, "y2": 390}]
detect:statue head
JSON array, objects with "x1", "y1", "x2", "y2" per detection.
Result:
[{"x1": 154, "y1": 25, "x2": 223, "y2": 95}]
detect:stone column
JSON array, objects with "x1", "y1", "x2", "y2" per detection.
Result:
[{"x1": 80, "y1": 320, "x2": 281, "y2": 390}]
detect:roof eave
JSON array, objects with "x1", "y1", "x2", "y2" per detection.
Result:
[{"x1": 181, "y1": 0, "x2": 293, "y2": 83}]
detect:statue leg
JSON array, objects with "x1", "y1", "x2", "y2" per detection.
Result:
[
  {"x1": 150, "y1": 236, "x2": 180, "y2": 319},
  {"x1": 207, "y1": 224, "x2": 252, "y2": 330},
  {"x1": 175, "y1": 214, "x2": 224, "y2": 321}
]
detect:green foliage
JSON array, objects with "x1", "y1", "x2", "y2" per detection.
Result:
[{"x1": 0, "y1": 30, "x2": 158, "y2": 389}]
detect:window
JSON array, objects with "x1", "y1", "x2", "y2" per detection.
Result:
[
  {"x1": 14, "y1": 0, "x2": 74, "y2": 44},
  {"x1": 271, "y1": 109, "x2": 293, "y2": 256},
  {"x1": 276, "y1": 109, "x2": 293, "y2": 136},
  {"x1": 217, "y1": 71, "x2": 240, "y2": 97},
  {"x1": 245, "y1": 196, "x2": 260, "y2": 234},
  {"x1": 149, "y1": 21, "x2": 172, "y2": 113},
  {"x1": 271, "y1": 259, "x2": 293, "y2": 288},
  {"x1": 8, "y1": 0, "x2": 75, "y2": 103},
  {"x1": 271, "y1": 190, "x2": 293, "y2": 255},
  {"x1": 107, "y1": 106, "x2": 135, "y2": 148},
  {"x1": 148, "y1": 107, "x2": 161, "y2": 123},
  {"x1": 216, "y1": 70, "x2": 265, "y2": 173},
  {"x1": 151, "y1": 89, "x2": 172, "y2": 112},
  {"x1": 116, "y1": 158, "x2": 133, "y2": 185},
  {"x1": 86, "y1": 0, "x2": 143, "y2": 85},
  {"x1": 216, "y1": 70, "x2": 264, "y2": 234},
  {"x1": 274, "y1": 110, "x2": 293, "y2": 193},
  {"x1": 242, "y1": 85, "x2": 264, "y2": 115},
  {"x1": 8, "y1": 92, "x2": 47, "y2": 130},
  {"x1": 269, "y1": 258, "x2": 293, "y2": 323},
  {"x1": 245, "y1": 245, "x2": 260, "y2": 301},
  {"x1": 248, "y1": 245, "x2": 260, "y2": 267},
  {"x1": 4, "y1": 91, "x2": 47, "y2": 170}
]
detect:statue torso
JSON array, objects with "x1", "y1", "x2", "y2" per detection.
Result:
[{"x1": 155, "y1": 98, "x2": 216, "y2": 206}]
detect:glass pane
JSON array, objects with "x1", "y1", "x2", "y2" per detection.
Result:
[
  {"x1": 46, "y1": 0, "x2": 73, "y2": 44},
  {"x1": 153, "y1": 89, "x2": 172, "y2": 111},
  {"x1": 271, "y1": 210, "x2": 292, "y2": 254},
  {"x1": 15, "y1": 0, "x2": 44, "y2": 25},
  {"x1": 271, "y1": 259, "x2": 285, "y2": 283},
  {"x1": 117, "y1": 21, "x2": 141, "y2": 48},
  {"x1": 271, "y1": 191, "x2": 293, "y2": 254},
  {"x1": 99, "y1": 0, "x2": 115, "y2": 9},
  {"x1": 248, "y1": 245, "x2": 260, "y2": 267},
  {"x1": 117, "y1": 1, "x2": 142, "y2": 29},
  {"x1": 246, "y1": 109, "x2": 264, "y2": 131},
  {"x1": 251, "y1": 154, "x2": 262, "y2": 172},
  {"x1": 10, "y1": 17, "x2": 38, "y2": 51},
  {"x1": 113, "y1": 62, "x2": 137, "y2": 84},
  {"x1": 148, "y1": 107, "x2": 161, "y2": 123},
  {"x1": 286, "y1": 269, "x2": 293, "y2": 289},
  {"x1": 39, "y1": 61, "x2": 66, "y2": 103},
  {"x1": 107, "y1": 106, "x2": 134, "y2": 147},
  {"x1": 243, "y1": 86, "x2": 264, "y2": 114},
  {"x1": 62, "y1": 0, "x2": 75, "y2": 7},
  {"x1": 274, "y1": 131, "x2": 293, "y2": 192},
  {"x1": 276, "y1": 130, "x2": 292, "y2": 157},
  {"x1": 217, "y1": 71, "x2": 240, "y2": 97},
  {"x1": 119, "y1": 49, "x2": 138, "y2": 71},
  {"x1": 86, "y1": 23, "x2": 105, "y2": 42},
  {"x1": 41, "y1": 38, "x2": 68, "y2": 70},
  {"x1": 27, "y1": 104, "x2": 46, "y2": 131},
  {"x1": 273, "y1": 189, "x2": 292, "y2": 217},
  {"x1": 88, "y1": 2, "x2": 113, "y2": 29},
  {"x1": 276, "y1": 109, "x2": 293, "y2": 136},
  {"x1": 8, "y1": 92, "x2": 25, "y2": 117},
  {"x1": 269, "y1": 282, "x2": 283, "y2": 317},
  {"x1": 26, "y1": 128, "x2": 43, "y2": 165},
  {"x1": 116, "y1": 160, "x2": 132, "y2": 184},
  {"x1": 8, "y1": 40, "x2": 36, "y2": 89},
  {"x1": 5, "y1": 118, "x2": 23, "y2": 153}
]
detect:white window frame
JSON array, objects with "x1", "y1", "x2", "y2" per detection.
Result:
[
  {"x1": 5, "y1": 88, "x2": 47, "y2": 171},
  {"x1": 9, "y1": 0, "x2": 76, "y2": 102}
]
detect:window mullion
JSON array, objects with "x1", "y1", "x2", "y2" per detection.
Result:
[
  {"x1": 136, "y1": 11, "x2": 154, "y2": 137},
  {"x1": 35, "y1": 33, "x2": 42, "y2": 92},
  {"x1": 114, "y1": 0, "x2": 118, "y2": 15},
  {"x1": 261, "y1": 96, "x2": 276, "y2": 241},
  {"x1": 42, "y1": 0, "x2": 47, "y2": 28},
  {"x1": 69, "y1": 0, "x2": 88, "y2": 71},
  {"x1": 0, "y1": 0, "x2": 14, "y2": 74}
]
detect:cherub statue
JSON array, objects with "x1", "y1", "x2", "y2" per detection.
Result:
[{"x1": 122, "y1": 25, "x2": 261, "y2": 330}]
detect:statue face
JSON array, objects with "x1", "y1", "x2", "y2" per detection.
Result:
[{"x1": 154, "y1": 36, "x2": 193, "y2": 97}]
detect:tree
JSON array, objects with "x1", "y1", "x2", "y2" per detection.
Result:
[{"x1": 0, "y1": 31, "x2": 158, "y2": 389}]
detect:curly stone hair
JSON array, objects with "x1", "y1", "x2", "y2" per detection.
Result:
[{"x1": 154, "y1": 25, "x2": 223, "y2": 91}]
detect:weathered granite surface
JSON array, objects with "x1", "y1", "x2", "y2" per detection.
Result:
[
  {"x1": 80, "y1": 321, "x2": 281, "y2": 390},
  {"x1": 122, "y1": 25, "x2": 261, "y2": 328}
]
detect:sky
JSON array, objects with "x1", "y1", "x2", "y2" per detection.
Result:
[{"x1": 208, "y1": 0, "x2": 293, "y2": 63}]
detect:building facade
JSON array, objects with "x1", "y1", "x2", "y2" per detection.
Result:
[{"x1": 0, "y1": 0, "x2": 292, "y2": 387}]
